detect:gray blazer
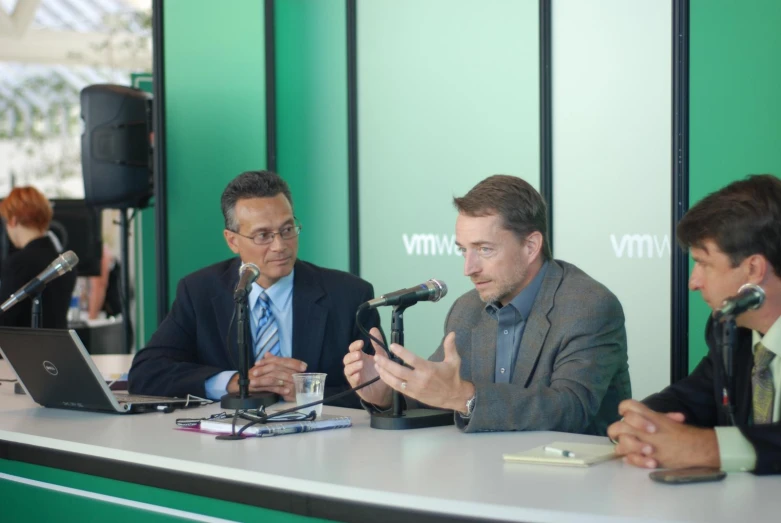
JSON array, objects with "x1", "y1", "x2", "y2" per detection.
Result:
[{"x1": 428, "y1": 259, "x2": 630, "y2": 436}]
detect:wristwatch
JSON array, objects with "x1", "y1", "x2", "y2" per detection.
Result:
[{"x1": 462, "y1": 394, "x2": 477, "y2": 418}]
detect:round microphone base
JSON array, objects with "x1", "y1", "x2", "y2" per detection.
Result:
[
  {"x1": 220, "y1": 392, "x2": 278, "y2": 410},
  {"x1": 370, "y1": 408, "x2": 454, "y2": 430}
]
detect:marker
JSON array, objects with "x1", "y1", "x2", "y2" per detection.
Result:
[{"x1": 544, "y1": 446, "x2": 576, "y2": 457}]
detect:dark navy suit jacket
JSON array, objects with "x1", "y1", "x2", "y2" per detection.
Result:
[
  {"x1": 645, "y1": 318, "x2": 781, "y2": 475},
  {"x1": 128, "y1": 258, "x2": 382, "y2": 408}
]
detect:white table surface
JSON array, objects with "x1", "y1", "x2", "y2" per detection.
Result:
[{"x1": 0, "y1": 359, "x2": 779, "y2": 523}]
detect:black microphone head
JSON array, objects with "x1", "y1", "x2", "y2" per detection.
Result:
[
  {"x1": 716, "y1": 283, "x2": 765, "y2": 320},
  {"x1": 426, "y1": 279, "x2": 447, "y2": 302},
  {"x1": 239, "y1": 262, "x2": 260, "y2": 279},
  {"x1": 737, "y1": 283, "x2": 765, "y2": 309}
]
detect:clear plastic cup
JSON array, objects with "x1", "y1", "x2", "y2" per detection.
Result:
[{"x1": 292, "y1": 373, "x2": 327, "y2": 418}]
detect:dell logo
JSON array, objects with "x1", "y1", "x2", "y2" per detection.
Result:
[{"x1": 43, "y1": 361, "x2": 58, "y2": 376}]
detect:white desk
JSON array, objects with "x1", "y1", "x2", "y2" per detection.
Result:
[{"x1": 0, "y1": 373, "x2": 778, "y2": 523}]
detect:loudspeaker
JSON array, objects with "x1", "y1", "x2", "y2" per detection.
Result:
[
  {"x1": 81, "y1": 84, "x2": 152, "y2": 209},
  {"x1": 48, "y1": 199, "x2": 103, "y2": 277}
]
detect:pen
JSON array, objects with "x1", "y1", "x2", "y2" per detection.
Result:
[{"x1": 544, "y1": 446, "x2": 576, "y2": 457}]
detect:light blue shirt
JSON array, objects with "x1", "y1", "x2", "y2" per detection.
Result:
[{"x1": 204, "y1": 270, "x2": 295, "y2": 399}]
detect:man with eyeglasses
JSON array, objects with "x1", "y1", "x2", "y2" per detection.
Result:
[
  {"x1": 129, "y1": 170, "x2": 382, "y2": 408},
  {"x1": 344, "y1": 175, "x2": 631, "y2": 434}
]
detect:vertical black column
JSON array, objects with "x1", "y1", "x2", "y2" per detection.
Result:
[
  {"x1": 346, "y1": 0, "x2": 360, "y2": 276},
  {"x1": 671, "y1": 0, "x2": 690, "y2": 383},
  {"x1": 539, "y1": 0, "x2": 553, "y2": 252},
  {"x1": 265, "y1": 0, "x2": 278, "y2": 172},
  {"x1": 152, "y1": 0, "x2": 169, "y2": 323}
]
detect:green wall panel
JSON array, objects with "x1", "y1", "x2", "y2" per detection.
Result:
[
  {"x1": 0, "y1": 459, "x2": 331, "y2": 522},
  {"x1": 275, "y1": 0, "x2": 350, "y2": 272},
  {"x1": 689, "y1": 0, "x2": 781, "y2": 370},
  {"x1": 131, "y1": 73, "x2": 157, "y2": 347},
  {"x1": 163, "y1": 0, "x2": 267, "y2": 303}
]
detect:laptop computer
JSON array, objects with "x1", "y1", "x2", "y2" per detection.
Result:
[{"x1": 0, "y1": 327, "x2": 202, "y2": 414}]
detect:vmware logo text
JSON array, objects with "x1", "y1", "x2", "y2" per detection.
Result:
[
  {"x1": 610, "y1": 234, "x2": 670, "y2": 259},
  {"x1": 402, "y1": 234, "x2": 459, "y2": 256}
]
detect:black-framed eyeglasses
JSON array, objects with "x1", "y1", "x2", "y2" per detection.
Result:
[{"x1": 230, "y1": 219, "x2": 302, "y2": 246}]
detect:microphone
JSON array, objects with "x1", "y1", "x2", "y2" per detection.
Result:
[
  {"x1": 364, "y1": 279, "x2": 447, "y2": 309},
  {"x1": 233, "y1": 262, "x2": 260, "y2": 301},
  {"x1": 714, "y1": 283, "x2": 765, "y2": 321},
  {"x1": 0, "y1": 250, "x2": 79, "y2": 313}
]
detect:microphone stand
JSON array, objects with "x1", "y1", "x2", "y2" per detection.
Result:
[
  {"x1": 715, "y1": 316, "x2": 737, "y2": 425},
  {"x1": 14, "y1": 291, "x2": 46, "y2": 394},
  {"x1": 31, "y1": 292, "x2": 43, "y2": 329},
  {"x1": 221, "y1": 292, "x2": 277, "y2": 410},
  {"x1": 370, "y1": 304, "x2": 454, "y2": 430}
]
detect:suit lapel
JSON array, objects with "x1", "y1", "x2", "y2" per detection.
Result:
[
  {"x1": 291, "y1": 261, "x2": 328, "y2": 368},
  {"x1": 471, "y1": 314, "x2": 497, "y2": 383},
  {"x1": 513, "y1": 261, "x2": 559, "y2": 387},
  {"x1": 213, "y1": 258, "x2": 242, "y2": 363}
]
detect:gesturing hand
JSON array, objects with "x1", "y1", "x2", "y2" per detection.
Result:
[
  {"x1": 373, "y1": 332, "x2": 474, "y2": 412},
  {"x1": 343, "y1": 327, "x2": 392, "y2": 407}
]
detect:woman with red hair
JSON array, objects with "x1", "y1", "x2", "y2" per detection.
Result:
[{"x1": 0, "y1": 187, "x2": 76, "y2": 328}]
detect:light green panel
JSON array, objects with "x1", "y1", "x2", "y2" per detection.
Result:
[
  {"x1": 276, "y1": 0, "x2": 349, "y2": 272},
  {"x1": 0, "y1": 459, "x2": 331, "y2": 522},
  {"x1": 550, "y1": 0, "x2": 672, "y2": 400},
  {"x1": 357, "y1": 0, "x2": 540, "y2": 355},
  {"x1": 689, "y1": 0, "x2": 781, "y2": 371},
  {"x1": 163, "y1": 0, "x2": 267, "y2": 302}
]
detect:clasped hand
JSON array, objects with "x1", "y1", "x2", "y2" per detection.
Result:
[
  {"x1": 607, "y1": 400, "x2": 720, "y2": 470},
  {"x1": 228, "y1": 352, "x2": 306, "y2": 402}
]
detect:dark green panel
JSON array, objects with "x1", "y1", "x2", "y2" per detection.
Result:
[
  {"x1": 131, "y1": 73, "x2": 157, "y2": 346},
  {"x1": 0, "y1": 459, "x2": 331, "y2": 522},
  {"x1": 275, "y1": 0, "x2": 349, "y2": 272},
  {"x1": 689, "y1": 0, "x2": 781, "y2": 370},
  {"x1": 163, "y1": 0, "x2": 267, "y2": 302}
]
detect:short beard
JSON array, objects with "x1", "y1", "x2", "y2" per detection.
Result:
[{"x1": 476, "y1": 266, "x2": 528, "y2": 305}]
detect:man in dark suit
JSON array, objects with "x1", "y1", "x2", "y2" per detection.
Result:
[
  {"x1": 609, "y1": 174, "x2": 781, "y2": 475},
  {"x1": 344, "y1": 175, "x2": 631, "y2": 434},
  {"x1": 129, "y1": 171, "x2": 381, "y2": 408}
]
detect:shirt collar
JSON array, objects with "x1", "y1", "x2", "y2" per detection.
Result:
[
  {"x1": 485, "y1": 261, "x2": 549, "y2": 319},
  {"x1": 249, "y1": 269, "x2": 295, "y2": 310},
  {"x1": 753, "y1": 314, "x2": 781, "y2": 356}
]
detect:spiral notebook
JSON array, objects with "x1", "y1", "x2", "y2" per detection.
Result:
[{"x1": 503, "y1": 441, "x2": 617, "y2": 468}]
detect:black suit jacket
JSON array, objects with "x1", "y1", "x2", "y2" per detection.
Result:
[
  {"x1": 128, "y1": 258, "x2": 382, "y2": 408},
  {"x1": 0, "y1": 236, "x2": 76, "y2": 329},
  {"x1": 644, "y1": 318, "x2": 781, "y2": 475}
]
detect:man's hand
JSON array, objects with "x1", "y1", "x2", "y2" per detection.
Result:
[
  {"x1": 227, "y1": 352, "x2": 306, "y2": 402},
  {"x1": 373, "y1": 332, "x2": 474, "y2": 412},
  {"x1": 343, "y1": 327, "x2": 392, "y2": 407},
  {"x1": 608, "y1": 400, "x2": 719, "y2": 469}
]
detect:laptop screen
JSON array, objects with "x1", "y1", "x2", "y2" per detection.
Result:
[{"x1": 0, "y1": 327, "x2": 119, "y2": 411}]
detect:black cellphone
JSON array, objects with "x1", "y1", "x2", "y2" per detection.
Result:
[{"x1": 649, "y1": 467, "x2": 726, "y2": 484}]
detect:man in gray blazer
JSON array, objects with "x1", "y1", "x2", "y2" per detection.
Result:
[{"x1": 344, "y1": 175, "x2": 631, "y2": 435}]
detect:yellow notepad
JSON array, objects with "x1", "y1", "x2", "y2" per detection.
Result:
[{"x1": 503, "y1": 441, "x2": 617, "y2": 467}]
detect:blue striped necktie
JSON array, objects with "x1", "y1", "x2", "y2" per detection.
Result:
[{"x1": 254, "y1": 291, "x2": 281, "y2": 360}]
